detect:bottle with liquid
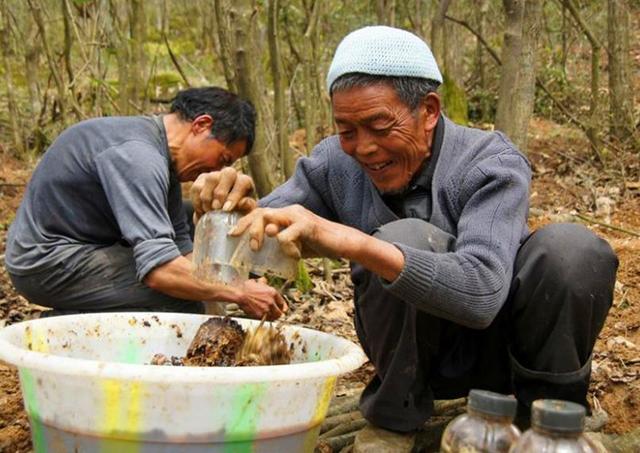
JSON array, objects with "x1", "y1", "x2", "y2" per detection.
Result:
[
  {"x1": 509, "y1": 400, "x2": 600, "y2": 452},
  {"x1": 441, "y1": 389, "x2": 521, "y2": 453}
]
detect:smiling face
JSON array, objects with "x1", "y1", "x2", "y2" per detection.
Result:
[
  {"x1": 173, "y1": 115, "x2": 247, "y2": 182},
  {"x1": 332, "y1": 84, "x2": 439, "y2": 194}
]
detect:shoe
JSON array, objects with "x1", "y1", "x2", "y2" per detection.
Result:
[{"x1": 353, "y1": 424, "x2": 415, "y2": 453}]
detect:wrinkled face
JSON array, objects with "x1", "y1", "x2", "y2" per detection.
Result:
[
  {"x1": 332, "y1": 84, "x2": 435, "y2": 194},
  {"x1": 176, "y1": 131, "x2": 247, "y2": 182}
]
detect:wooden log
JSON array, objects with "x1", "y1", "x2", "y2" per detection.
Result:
[{"x1": 321, "y1": 411, "x2": 363, "y2": 434}]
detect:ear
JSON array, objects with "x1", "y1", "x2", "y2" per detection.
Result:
[
  {"x1": 191, "y1": 114, "x2": 214, "y2": 135},
  {"x1": 422, "y1": 93, "x2": 441, "y2": 136}
]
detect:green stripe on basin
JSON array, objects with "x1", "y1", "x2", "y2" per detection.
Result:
[
  {"x1": 20, "y1": 369, "x2": 46, "y2": 453},
  {"x1": 121, "y1": 337, "x2": 142, "y2": 364},
  {"x1": 223, "y1": 383, "x2": 267, "y2": 453}
]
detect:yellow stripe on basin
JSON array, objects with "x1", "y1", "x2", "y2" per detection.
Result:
[
  {"x1": 101, "y1": 379, "x2": 143, "y2": 452},
  {"x1": 303, "y1": 376, "x2": 337, "y2": 452},
  {"x1": 24, "y1": 326, "x2": 49, "y2": 353},
  {"x1": 312, "y1": 376, "x2": 336, "y2": 425}
]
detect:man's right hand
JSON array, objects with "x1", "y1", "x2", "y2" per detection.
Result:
[
  {"x1": 190, "y1": 168, "x2": 257, "y2": 221},
  {"x1": 236, "y1": 278, "x2": 288, "y2": 321}
]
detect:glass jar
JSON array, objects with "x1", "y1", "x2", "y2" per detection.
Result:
[
  {"x1": 441, "y1": 389, "x2": 521, "y2": 453},
  {"x1": 509, "y1": 400, "x2": 600, "y2": 452}
]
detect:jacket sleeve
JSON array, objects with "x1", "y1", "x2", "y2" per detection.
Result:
[
  {"x1": 382, "y1": 151, "x2": 531, "y2": 329},
  {"x1": 259, "y1": 141, "x2": 338, "y2": 221},
  {"x1": 94, "y1": 141, "x2": 182, "y2": 281}
]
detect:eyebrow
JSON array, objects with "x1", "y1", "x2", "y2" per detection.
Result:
[{"x1": 335, "y1": 112, "x2": 392, "y2": 126}]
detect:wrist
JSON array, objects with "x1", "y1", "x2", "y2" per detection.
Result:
[{"x1": 209, "y1": 284, "x2": 244, "y2": 305}]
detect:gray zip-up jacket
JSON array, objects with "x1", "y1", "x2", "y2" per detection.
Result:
[{"x1": 261, "y1": 116, "x2": 531, "y2": 329}]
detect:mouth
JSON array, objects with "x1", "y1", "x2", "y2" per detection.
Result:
[{"x1": 363, "y1": 160, "x2": 393, "y2": 173}]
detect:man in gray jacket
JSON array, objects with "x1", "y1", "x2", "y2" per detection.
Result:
[
  {"x1": 191, "y1": 27, "x2": 618, "y2": 449},
  {"x1": 6, "y1": 87, "x2": 286, "y2": 320}
]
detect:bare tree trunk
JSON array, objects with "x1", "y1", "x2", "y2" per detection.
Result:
[
  {"x1": 376, "y1": 0, "x2": 396, "y2": 26},
  {"x1": 24, "y1": 16, "x2": 42, "y2": 119},
  {"x1": 128, "y1": 0, "x2": 146, "y2": 112},
  {"x1": 213, "y1": 0, "x2": 237, "y2": 93},
  {"x1": 0, "y1": 0, "x2": 25, "y2": 156},
  {"x1": 561, "y1": 0, "x2": 603, "y2": 157},
  {"x1": 495, "y1": 0, "x2": 541, "y2": 153},
  {"x1": 28, "y1": 0, "x2": 68, "y2": 123},
  {"x1": 302, "y1": 1, "x2": 321, "y2": 154},
  {"x1": 430, "y1": 0, "x2": 452, "y2": 67},
  {"x1": 230, "y1": 0, "x2": 276, "y2": 197},
  {"x1": 268, "y1": 0, "x2": 295, "y2": 179},
  {"x1": 474, "y1": 0, "x2": 490, "y2": 121},
  {"x1": 607, "y1": 0, "x2": 636, "y2": 143}
]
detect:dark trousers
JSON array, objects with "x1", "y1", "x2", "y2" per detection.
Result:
[
  {"x1": 9, "y1": 243, "x2": 204, "y2": 315},
  {"x1": 352, "y1": 221, "x2": 618, "y2": 432}
]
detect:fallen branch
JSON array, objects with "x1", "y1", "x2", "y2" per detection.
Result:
[
  {"x1": 319, "y1": 418, "x2": 367, "y2": 440},
  {"x1": 573, "y1": 214, "x2": 640, "y2": 237},
  {"x1": 321, "y1": 410, "x2": 363, "y2": 434},
  {"x1": 319, "y1": 432, "x2": 357, "y2": 452}
]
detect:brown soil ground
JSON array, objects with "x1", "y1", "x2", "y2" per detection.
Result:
[{"x1": 0, "y1": 118, "x2": 638, "y2": 450}]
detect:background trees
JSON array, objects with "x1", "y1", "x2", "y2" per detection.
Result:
[{"x1": 0, "y1": 0, "x2": 637, "y2": 195}]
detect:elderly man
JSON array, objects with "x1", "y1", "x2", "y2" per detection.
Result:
[
  {"x1": 192, "y1": 27, "x2": 618, "y2": 449},
  {"x1": 6, "y1": 87, "x2": 286, "y2": 320}
]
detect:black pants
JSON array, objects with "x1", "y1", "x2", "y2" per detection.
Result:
[
  {"x1": 9, "y1": 243, "x2": 204, "y2": 316},
  {"x1": 352, "y1": 221, "x2": 618, "y2": 432}
]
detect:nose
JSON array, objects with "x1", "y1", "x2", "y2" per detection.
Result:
[{"x1": 354, "y1": 130, "x2": 378, "y2": 157}]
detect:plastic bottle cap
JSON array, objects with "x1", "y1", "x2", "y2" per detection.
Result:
[
  {"x1": 468, "y1": 389, "x2": 518, "y2": 418},
  {"x1": 531, "y1": 399, "x2": 586, "y2": 433}
]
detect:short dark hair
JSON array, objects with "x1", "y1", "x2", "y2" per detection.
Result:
[
  {"x1": 330, "y1": 73, "x2": 440, "y2": 111},
  {"x1": 170, "y1": 87, "x2": 256, "y2": 155}
]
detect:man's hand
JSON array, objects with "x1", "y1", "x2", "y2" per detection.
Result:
[
  {"x1": 229, "y1": 205, "x2": 405, "y2": 282},
  {"x1": 236, "y1": 277, "x2": 288, "y2": 320},
  {"x1": 229, "y1": 205, "x2": 342, "y2": 259},
  {"x1": 190, "y1": 168, "x2": 257, "y2": 221}
]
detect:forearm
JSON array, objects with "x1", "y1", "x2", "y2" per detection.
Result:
[
  {"x1": 144, "y1": 256, "x2": 242, "y2": 303},
  {"x1": 318, "y1": 218, "x2": 404, "y2": 282}
]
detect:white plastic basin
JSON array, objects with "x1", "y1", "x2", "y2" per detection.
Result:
[{"x1": 0, "y1": 313, "x2": 367, "y2": 452}]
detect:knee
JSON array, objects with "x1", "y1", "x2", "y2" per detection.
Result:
[
  {"x1": 373, "y1": 219, "x2": 455, "y2": 253},
  {"x1": 528, "y1": 223, "x2": 618, "y2": 294}
]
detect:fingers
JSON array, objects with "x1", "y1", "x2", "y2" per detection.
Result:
[
  {"x1": 210, "y1": 167, "x2": 236, "y2": 210},
  {"x1": 239, "y1": 279, "x2": 287, "y2": 320},
  {"x1": 275, "y1": 291, "x2": 288, "y2": 314},
  {"x1": 230, "y1": 210, "x2": 267, "y2": 251},
  {"x1": 276, "y1": 223, "x2": 305, "y2": 259},
  {"x1": 190, "y1": 169, "x2": 256, "y2": 217},
  {"x1": 190, "y1": 172, "x2": 219, "y2": 218},
  {"x1": 236, "y1": 197, "x2": 258, "y2": 214},
  {"x1": 223, "y1": 174, "x2": 255, "y2": 212}
]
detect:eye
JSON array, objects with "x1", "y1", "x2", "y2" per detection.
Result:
[{"x1": 339, "y1": 130, "x2": 355, "y2": 140}]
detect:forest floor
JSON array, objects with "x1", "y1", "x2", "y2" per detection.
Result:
[{"x1": 0, "y1": 118, "x2": 639, "y2": 452}]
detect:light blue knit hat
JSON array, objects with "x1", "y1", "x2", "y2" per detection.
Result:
[{"x1": 326, "y1": 26, "x2": 443, "y2": 93}]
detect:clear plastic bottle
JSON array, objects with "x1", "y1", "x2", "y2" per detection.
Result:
[
  {"x1": 192, "y1": 211, "x2": 298, "y2": 286},
  {"x1": 441, "y1": 389, "x2": 521, "y2": 453},
  {"x1": 509, "y1": 400, "x2": 600, "y2": 452}
]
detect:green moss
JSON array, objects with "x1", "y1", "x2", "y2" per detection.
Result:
[
  {"x1": 295, "y1": 261, "x2": 313, "y2": 293},
  {"x1": 441, "y1": 74, "x2": 468, "y2": 125}
]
